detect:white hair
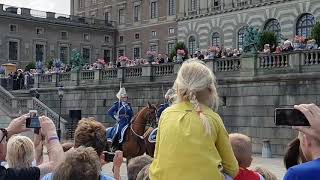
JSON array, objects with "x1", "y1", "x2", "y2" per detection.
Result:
[
  {"x1": 173, "y1": 59, "x2": 219, "y2": 135},
  {"x1": 6, "y1": 135, "x2": 35, "y2": 168}
]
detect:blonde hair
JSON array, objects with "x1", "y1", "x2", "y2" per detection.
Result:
[
  {"x1": 173, "y1": 59, "x2": 219, "y2": 135},
  {"x1": 229, "y1": 133, "x2": 252, "y2": 167},
  {"x1": 6, "y1": 135, "x2": 35, "y2": 168}
]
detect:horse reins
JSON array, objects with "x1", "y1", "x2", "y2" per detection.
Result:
[{"x1": 130, "y1": 106, "x2": 157, "y2": 139}]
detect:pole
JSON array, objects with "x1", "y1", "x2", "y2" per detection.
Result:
[{"x1": 57, "y1": 97, "x2": 62, "y2": 140}]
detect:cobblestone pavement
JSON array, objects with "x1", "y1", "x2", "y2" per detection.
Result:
[{"x1": 102, "y1": 155, "x2": 286, "y2": 180}]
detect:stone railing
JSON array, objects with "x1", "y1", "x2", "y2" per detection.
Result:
[
  {"x1": 39, "y1": 73, "x2": 52, "y2": 83},
  {"x1": 58, "y1": 72, "x2": 71, "y2": 82},
  {"x1": 29, "y1": 50, "x2": 320, "y2": 87}
]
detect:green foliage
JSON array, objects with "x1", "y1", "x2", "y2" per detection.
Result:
[
  {"x1": 260, "y1": 31, "x2": 278, "y2": 51},
  {"x1": 25, "y1": 62, "x2": 36, "y2": 72},
  {"x1": 243, "y1": 26, "x2": 261, "y2": 53},
  {"x1": 170, "y1": 42, "x2": 189, "y2": 60},
  {"x1": 311, "y1": 22, "x2": 320, "y2": 45},
  {"x1": 46, "y1": 59, "x2": 53, "y2": 69}
]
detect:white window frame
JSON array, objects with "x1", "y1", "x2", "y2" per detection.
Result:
[
  {"x1": 8, "y1": 39, "x2": 20, "y2": 61},
  {"x1": 9, "y1": 24, "x2": 17, "y2": 32},
  {"x1": 61, "y1": 31, "x2": 68, "y2": 40}
]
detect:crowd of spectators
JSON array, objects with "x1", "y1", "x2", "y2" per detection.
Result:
[{"x1": 0, "y1": 60, "x2": 320, "y2": 180}]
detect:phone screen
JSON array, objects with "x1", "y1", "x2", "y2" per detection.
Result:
[
  {"x1": 275, "y1": 108, "x2": 310, "y2": 126},
  {"x1": 104, "y1": 152, "x2": 115, "y2": 162},
  {"x1": 26, "y1": 110, "x2": 41, "y2": 128}
]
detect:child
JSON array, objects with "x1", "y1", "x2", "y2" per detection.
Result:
[{"x1": 229, "y1": 133, "x2": 265, "y2": 180}]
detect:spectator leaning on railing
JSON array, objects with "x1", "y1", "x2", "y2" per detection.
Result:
[{"x1": 0, "y1": 115, "x2": 65, "y2": 180}]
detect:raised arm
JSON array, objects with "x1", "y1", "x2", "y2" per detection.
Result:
[
  {"x1": 37, "y1": 116, "x2": 65, "y2": 176},
  {"x1": 108, "y1": 102, "x2": 118, "y2": 121}
]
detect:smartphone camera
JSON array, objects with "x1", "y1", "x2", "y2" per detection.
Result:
[
  {"x1": 275, "y1": 108, "x2": 310, "y2": 126},
  {"x1": 26, "y1": 110, "x2": 41, "y2": 128},
  {"x1": 104, "y1": 151, "x2": 115, "y2": 162}
]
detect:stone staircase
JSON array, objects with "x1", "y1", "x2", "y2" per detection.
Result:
[{"x1": 0, "y1": 86, "x2": 67, "y2": 137}]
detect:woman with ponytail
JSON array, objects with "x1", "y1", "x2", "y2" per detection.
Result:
[{"x1": 149, "y1": 60, "x2": 238, "y2": 180}]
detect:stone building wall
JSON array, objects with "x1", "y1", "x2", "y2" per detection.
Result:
[{"x1": 34, "y1": 72, "x2": 320, "y2": 155}]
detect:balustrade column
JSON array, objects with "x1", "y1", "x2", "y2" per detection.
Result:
[
  {"x1": 94, "y1": 69, "x2": 101, "y2": 81},
  {"x1": 289, "y1": 52, "x2": 301, "y2": 73},
  {"x1": 70, "y1": 71, "x2": 79, "y2": 86},
  {"x1": 205, "y1": 60, "x2": 214, "y2": 72},
  {"x1": 240, "y1": 53, "x2": 257, "y2": 77},
  {"x1": 117, "y1": 68, "x2": 124, "y2": 83},
  {"x1": 142, "y1": 65, "x2": 152, "y2": 82},
  {"x1": 34, "y1": 73, "x2": 40, "y2": 88}
]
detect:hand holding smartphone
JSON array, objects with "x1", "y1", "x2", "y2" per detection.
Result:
[
  {"x1": 103, "y1": 151, "x2": 115, "y2": 162},
  {"x1": 26, "y1": 110, "x2": 41, "y2": 129},
  {"x1": 275, "y1": 108, "x2": 310, "y2": 126}
]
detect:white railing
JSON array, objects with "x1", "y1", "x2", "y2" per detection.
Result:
[
  {"x1": 59, "y1": 73, "x2": 71, "y2": 82},
  {"x1": 152, "y1": 64, "x2": 174, "y2": 76},
  {"x1": 301, "y1": 50, "x2": 320, "y2": 66},
  {"x1": 80, "y1": 71, "x2": 94, "y2": 80},
  {"x1": 101, "y1": 69, "x2": 117, "y2": 79},
  {"x1": 258, "y1": 53, "x2": 290, "y2": 69},
  {"x1": 215, "y1": 57, "x2": 241, "y2": 71},
  {"x1": 124, "y1": 67, "x2": 142, "y2": 78}
]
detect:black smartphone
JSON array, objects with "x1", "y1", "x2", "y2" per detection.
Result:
[
  {"x1": 104, "y1": 151, "x2": 115, "y2": 162},
  {"x1": 26, "y1": 110, "x2": 41, "y2": 128},
  {"x1": 275, "y1": 108, "x2": 310, "y2": 126}
]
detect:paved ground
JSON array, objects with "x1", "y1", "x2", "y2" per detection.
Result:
[{"x1": 101, "y1": 155, "x2": 286, "y2": 180}]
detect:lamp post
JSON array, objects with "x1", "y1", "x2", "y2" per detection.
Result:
[{"x1": 57, "y1": 86, "x2": 64, "y2": 140}]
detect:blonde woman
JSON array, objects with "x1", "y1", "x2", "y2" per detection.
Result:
[
  {"x1": 6, "y1": 135, "x2": 35, "y2": 169},
  {"x1": 149, "y1": 60, "x2": 238, "y2": 180}
]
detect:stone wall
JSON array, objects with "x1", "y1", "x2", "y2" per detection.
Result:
[{"x1": 34, "y1": 71, "x2": 320, "y2": 155}]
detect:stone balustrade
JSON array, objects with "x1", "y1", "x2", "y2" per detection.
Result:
[{"x1": 28, "y1": 50, "x2": 320, "y2": 88}]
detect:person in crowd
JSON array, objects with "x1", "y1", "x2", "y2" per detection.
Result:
[
  {"x1": 0, "y1": 115, "x2": 64, "y2": 180},
  {"x1": 108, "y1": 87, "x2": 134, "y2": 146},
  {"x1": 283, "y1": 138, "x2": 307, "y2": 170},
  {"x1": 6, "y1": 135, "x2": 35, "y2": 168},
  {"x1": 282, "y1": 40, "x2": 294, "y2": 52},
  {"x1": 42, "y1": 118, "x2": 123, "y2": 180},
  {"x1": 274, "y1": 46, "x2": 282, "y2": 53},
  {"x1": 158, "y1": 54, "x2": 165, "y2": 64},
  {"x1": 61, "y1": 141, "x2": 74, "y2": 152},
  {"x1": 127, "y1": 155, "x2": 153, "y2": 180},
  {"x1": 197, "y1": 51, "x2": 205, "y2": 60},
  {"x1": 136, "y1": 164, "x2": 150, "y2": 180},
  {"x1": 157, "y1": 88, "x2": 176, "y2": 119},
  {"x1": 226, "y1": 48, "x2": 233, "y2": 57},
  {"x1": 253, "y1": 167, "x2": 278, "y2": 180},
  {"x1": 284, "y1": 103, "x2": 320, "y2": 179},
  {"x1": 52, "y1": 146, "x2": 101, "y2": 180},
  {"x1": 229, "y1": 133, "x2": 264, "y2": 180},
  {"x1": 149, "y1": 60, "x2": 238, "y2": 180},
  {"x1": 263, "y1": 44, "x2": 271, "y2": 53}
]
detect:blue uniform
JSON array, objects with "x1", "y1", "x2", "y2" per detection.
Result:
[
  {"x1": 107, "y1": 101, "x2": 133, "y2": 140},
  {"x1": 157, "y1": 103, "x2": 169, "y2": 119}
]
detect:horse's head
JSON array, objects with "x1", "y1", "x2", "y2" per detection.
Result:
[{"x1": 144, "y1": 102, "x2": 158, "y2": 127}]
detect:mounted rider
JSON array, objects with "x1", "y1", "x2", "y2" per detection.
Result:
[
  {"x1": 107, "y1": 87, "x2": 134, "y2": 145},
  {"x1": 157, "y1": 88, "x2": 176, "y2": 119}
]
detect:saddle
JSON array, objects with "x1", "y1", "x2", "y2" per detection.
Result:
[{"x1": 106, "y1": 124, "x2": 129, "y2": 148}]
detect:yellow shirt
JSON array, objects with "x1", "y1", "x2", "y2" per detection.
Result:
[{"x1": 149, "y1": 102, "x2": 239, "y2": 180}]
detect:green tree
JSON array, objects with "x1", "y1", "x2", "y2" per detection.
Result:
[
  {"x1": 260, "y1": 31, "x2": 278, "y2": 51},
  {"x1": 311, "y1": 22, "x2": 320, "y2": 45},
  {"x1": 25, "y1": 62, "x2": 36, "y2": 72},
  {"x1": 170, "y1": 42, "x2": 189, "y2": 60},
  {"x1": 70, "y1": 49, "x2": 86, "y2": 71},
  {"x1": 46, "y1": 59, "x2": 53, "y2": 69}
]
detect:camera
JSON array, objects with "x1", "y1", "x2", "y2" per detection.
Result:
[
  {"x1": 274, "y1": 108, "x2": 310, "y2": 126},
  {"x1": 26, "y1": 110, "x2": 41, "y2": 128}
]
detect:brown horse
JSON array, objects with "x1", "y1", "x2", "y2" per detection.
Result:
[{"x1": 114, "y1": 102, "x2": 157, "y2": 160}]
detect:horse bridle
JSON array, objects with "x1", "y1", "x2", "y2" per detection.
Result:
[{"x1": 130, "y1": 106, "x2": 157, "y2": 139}]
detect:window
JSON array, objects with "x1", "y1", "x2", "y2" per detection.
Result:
[
  {"x1": 118, "y1": 49, "x2": 124, "y2": 57},
  {"x1": 150, "y1": 44, "x2": 158, "y2": 52},
  {"x1": 91, "y1": 0, "x2": 96, "y2": 5},
  {"x1": 296, "y1": 13, "x2": 315, "y2": 38},
  {"x1": 168, "y1": 0, "x2": 176, "y2": 16},
  {"x1": 168, "y1": 43, "x2": 175, "y2": 54},
  {"x1": 105, "y1": 12, "x2": 110, "y2": 22},
  {"x1": 118, "y1": 9, "x2": 125, "y2": 25},
  {"x1": 36, "y1": 44, "x2": 44, "y2": 62},
  {"x1": 189, "y1": 0, "x2": 198, "y2": 12},
  {"x1": 188, "y1": 36, "x2": 196, "y2": 55},
  {"x1": 212, "y1": 32, "x2": 220, "y2": 46},
  {"x1": 135, "y1": 33, "x2": 140, "y2": 40},
  {"x1": 264, "y1": 19, "x2": 281, "y2": 41},
  {"x1": 104, "y1": 49, "x2": 111, "y2": 62},
  {"x1": 105, "y1": 35, "x2": 110, "y2": 43},
  {"x1": 134, "y1": 5, "x2": 141, "y2": 22},
  {"x1": 235, "y1": 0, "x2": 251, "y2": 7},
  {"x1": 61, "y1": 31, "x2": 68, "y2": 40},
  {"x1": 82, "y1": 48, "x2": 90, "y2": 62},
  {"x1": 119, "y1": 36, "x2": 124, "y2": 43},
  {"x1": 150, "y1": 1, "x2": 158, "y2": 19},
  {"x1": 60, "y1": 46, "x2": 68, "y2": 63},
  {"x1": 36, "y1": 28, "x2": 44, "y2": 35},
  {"x1": 238, "y1": 26, "x2": 248, "y2": 49},
  {"x1": 83, "y1": 33, "x2": 90, "y2": 41},
  {"x1": 9, "y1": 41, "x2": 18, "y2": 61},
  {"x1": 133, "y1": 47, "x2": 141, "y2": 59},
  {"x1": 79, "y1": 0, "x2": 84, "y2": 9},
  {"x1": 152, "y1": 31, "x2": 157, "y2": 38},
  {"x1": 9, "y1": 24, "x2": 17, "y2": 32},
  {"x1": 212, "y1": 0, "x2": 221, "y2": 11},
  {"x1": 169, "y1": 28, "x2": 175, "y2": 35}
]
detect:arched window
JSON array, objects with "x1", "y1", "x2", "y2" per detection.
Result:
[
  {"x1": 264, "y1": 19, "x2": 281, "y2": 39},
  {"x1": 211, "y1": 32, "x2": 220, "y2": 46},
  {"x1": 188, "y1": 36, "x2": 196, "y2": 55},
  {"x1": 238, "y1": 26, "x2": 247, "y2": 50},
  {"x1": 296, "y1": 13, "x2": 315, "y2": 38}
]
